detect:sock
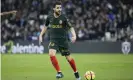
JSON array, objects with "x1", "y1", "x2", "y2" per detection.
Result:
[
  {"x1": 74, "y1": 72, "x2": 80, "y2": 78},
  {"x1": 50, "y1": 56, "x2": 61, "y2": 72},
  {"x1": 68, "y1": 58, "x2": 77, "y2": 72}
]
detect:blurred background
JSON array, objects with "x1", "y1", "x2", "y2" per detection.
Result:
[
  {"x1": 1, "y1": 1, "x2": 133, "y2": 80},
  {"x1": 1, "y1": 0, "x2": 133, "y2": 42}
]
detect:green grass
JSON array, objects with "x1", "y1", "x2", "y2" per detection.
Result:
[{"x1": 1, "y1": 53, "x2": 133, "y2": 80}]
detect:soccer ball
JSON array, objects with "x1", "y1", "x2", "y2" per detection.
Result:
[{"x1": 84, "y1": 71, "x2": 95, "y2": 80}]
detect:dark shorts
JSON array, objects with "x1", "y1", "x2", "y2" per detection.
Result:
[{"x1": 48, "y1": 40, "x2": 70, "y2": 56}]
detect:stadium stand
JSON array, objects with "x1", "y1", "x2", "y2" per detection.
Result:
[{"x1": 1, "y1": 0, "x2": 133, "y2": 41}]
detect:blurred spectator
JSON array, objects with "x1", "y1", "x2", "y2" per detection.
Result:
[{"x1": 1, "y1": 0, "x2": 133, "y2": 41}]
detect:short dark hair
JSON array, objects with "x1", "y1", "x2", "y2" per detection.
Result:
[{"x1": 53, "y1": 1, "x2": 62, "y2": 8}]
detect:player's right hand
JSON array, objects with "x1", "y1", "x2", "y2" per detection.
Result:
[{"x1": 39, "y1": 36, "x2": 43, "y2": 45}]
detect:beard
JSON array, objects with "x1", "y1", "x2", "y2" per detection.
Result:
[{"x1": 55, "y1": 11, "x2": 61, "y2": 16}]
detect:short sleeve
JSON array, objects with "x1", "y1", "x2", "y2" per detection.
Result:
[{"x1": 45, "y1": 16, "x2": 50, "y2": 27}]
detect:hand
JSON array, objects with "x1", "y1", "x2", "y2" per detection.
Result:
[
  {"x1": 39, "y1": 35, "x2": 43, "y2": 45},
  {"x1": 11, "y1": 10, "x2": 17, "y2": 13},
  {"x1": 71, "y1": 36, "x2": 76, "y2": 43},
  {"x1": 11, "y1": 10, "x2": 17, "y2": 14}
]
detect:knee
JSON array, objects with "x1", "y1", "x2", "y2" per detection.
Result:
[
  {"x1": 49, "y1": 49, "x2": 56, "y2": 57},
  {"x1": 65, "y1": 55, "x2": 73, "y2": 61}
]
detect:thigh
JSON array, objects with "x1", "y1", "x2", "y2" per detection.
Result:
[
  {"x1": 58, "y1": 42, "x2": 70, "y2": 56},
  {"x1": 48, "y1": 41, "x2": 59, "y2": 56},
  {"x1": 48, "y1": 41, "x2": 58, "y2": 50},
  {"x1": 49, "y1": 49, "x2": 57, "y2": 56}
]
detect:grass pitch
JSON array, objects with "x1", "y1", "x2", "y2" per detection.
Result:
[{"x1": 1, "y1": 53, "x2": 133, "y2": 80}]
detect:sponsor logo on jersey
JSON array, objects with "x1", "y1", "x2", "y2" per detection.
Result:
[{"x1": 51, "y1": 25, "x2": 63, "y2": 28}]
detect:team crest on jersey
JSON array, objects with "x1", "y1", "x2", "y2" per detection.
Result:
[{"x1": 59, "y1": 20, "x2": 62, "y2": 24}]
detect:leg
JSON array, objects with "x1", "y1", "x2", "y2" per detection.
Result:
[
  {"x1": 59, "y1": 42, "x2": 80, "y2": 80},
  {"x1": 49, "y1": 49, "x2": 61, "y2": 72},
  {"x1": 49, "y1": 49, "x2": 64, "y2": 79},
  {"x1": 60, "y1": 43, "x2": 77, "y2": 73},
  {"x1": 65, "y1": 55, "x2": 81, "y2": 80},
  {"x1": 65, "y1": 55, "x2": 77, "y2": 72}
]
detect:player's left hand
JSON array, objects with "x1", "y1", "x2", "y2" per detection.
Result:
[{"x1": 71, "y1": 36, "x2": 76, "y2": 43}]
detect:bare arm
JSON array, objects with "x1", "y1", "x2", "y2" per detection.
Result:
[
  {"x1": 39, "y1": 14, "x2": 49, "y2": 44},
  {"x1": 70, "y1": 27, "x2": 76, "y2": 38},
  {"x1": 40, "y1": 27, "x2": 47, "y2": 37},
  {"x1": 39, "y1": 27, "x2": 47, "y2": 43},
  {"x1": 65, "y1": 16, "x2": 76, "y2": 43},
  {"x1": 0, "y1": 10, "x2": 17, "y2": 16},
  {"x1": 70, "y1": 27, "x2": 76, "y2": 43}
]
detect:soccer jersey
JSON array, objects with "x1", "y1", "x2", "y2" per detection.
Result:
[{"x1": 45, "y1": 13, "x2": 72, "y2": 41}]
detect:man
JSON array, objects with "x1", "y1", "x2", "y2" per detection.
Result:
[{"x1": 39, "y1": 1, "x2": 81, "y2": 80}]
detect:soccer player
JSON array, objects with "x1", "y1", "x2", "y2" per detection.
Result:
[{"x1": 39, "y1": 1, "x2": 81, "y2": 80}]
